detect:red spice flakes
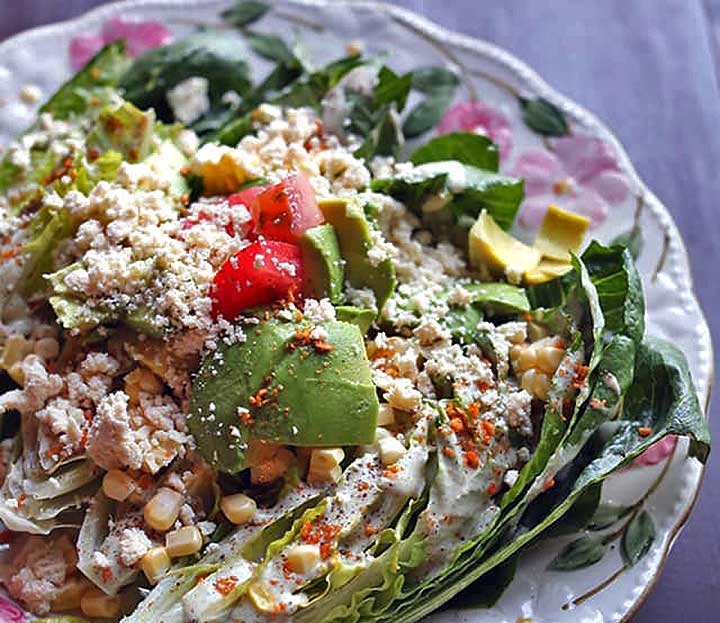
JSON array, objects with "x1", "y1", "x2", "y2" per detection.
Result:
[
  {"x1": 288, "y1": 326, "x2": 335, "y2": 354},
  {"x1": 555, "y1": 338, "x2": 566, "y2": 349},
  {"x1": 464, "y1": 451, "x2": 480, "y2": 469},
  {"x1": 442, "y1": 447, "x2": 456, "y2": 458},
  {"x1": 571, "y1": 364, "x2": 589, "y2": 390},
  {"x1": 357, "y1": 481, "x2": 370, "y2": 491},
  {"x1": 487, "y1": 482, "x2": 498, "y2": 496},
  {"x1": 319, "y1": 542, "x2": 333, "y2": 560},
  {"x1": 475, "y1": 380, "x2": 492, "y2": 392},
  {"x1": 449, "y1": 418, "x2": 465, "y2": 434},
  {"x1": 364, "y1": 525, "x2": 379, "y2": 538},
  {"x1": 543, "y1": 478, "x2": 555, "y2": 491},
  {"x1": 638, "y1": 426, "x2": 652, "y2": 437},
  {"x1": 248, "y1": 387, "x2": 269, "y2": 408},
  {"x1": 467, "y1": 401, "x2": 481, "y2": 419},
  {"x1": 102, "y1": 567, "x2": 113, "y2": 583},
  {"x1": 295, "y1": 310, "x2": 304, "y2": 322},
  {"x1": 382, "y1": 464, "x2": 400, "y2": 479},
  {"x1": 282, "y1": 560, "x2": 294, "y2": 579},
  {"x1": 480, "y1": 418, "x2": 495, "y2": 444},
  {"x1": 16, "y1": 494, "x2": 26, "y2": 508},
  {"x1": 80, "y1": 429, "x2": 88, "y2": 449},
  {"x1": 589, "y1": 397, "x2": 608, "y2": 410}
]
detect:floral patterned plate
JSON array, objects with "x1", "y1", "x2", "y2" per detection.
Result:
[{"x1": 0, "y1": 2, "x2": 713, "y2": 622}]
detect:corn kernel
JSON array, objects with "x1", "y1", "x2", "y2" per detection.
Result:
[
  {"x1": 8, "y1": 362, "x2": 24, "y2": 386},
  {"x1": 516, "y1": 345, "x2": 538, "y2": 372},
  {"x1": 165, "y1": 526, "x2": 203, "y2": 557},
  {"x1": 537, "y1": 346, "x2": 564, "y2": 375},
  {"x1": 80, "y1": 588, "x2": 121, "y2": 619},
  {"x1": 247, "y1": 580, "x2": 277, "y2": 613},
  {"x1": 376, "y1": 404, "x2": 395, "y2": 427},
  {"x1": 521, "y1": 369, "x2": 550, "y2": 401},
  {"x1": 220, "y1": 493, "x2": 257, "y2": 525},
  {"x1": 33, "y1": 337, "x2": 59, "y2": 360},
  {"x1": 51, "y1": 575, "x2": 92, "y2": 611},
  {"x1": 144, "y1": 487, "x2": 184, "y2": 531},
  {"x1": 307, "y1": 448, "x2": 344, "y2": 485},
  {"x1": 141, "y1": 546, "x2": 171, "y2": 584},
  {"x1": 375, "y1": 427, "x2": 392, "y2": 441},
  {"x1": 102, "y1": 470, "x2": 136, "y2": 502},
  {"x1": 1, "y1": 334, "x2": 32, "y2": 369},
  {"x1": 250, "y1": 447, "x2": 294, "y2": 485},
  {"x1": 378, "y1": 436, "x2": 406, "y2": 466},
  {"x1": 285, "y1": 543, "x2": 321, "y2": 574}
]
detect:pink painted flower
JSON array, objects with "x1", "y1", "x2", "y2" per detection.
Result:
[
  {"x1": 0, "y1": 596, "x2": 25, "y2": 623},
  {"x1": 437, "y1": 100, "x2": 513, "y2": 161},
  {"x1": 510, "y1": 135, "x2": 630, "y2": 229},
  {"x1": 69, "y1": 17, "x2": 172, "y2": 70},
  {"x1": 632, "y1": 436, "x2": 677, "y2": 467}
]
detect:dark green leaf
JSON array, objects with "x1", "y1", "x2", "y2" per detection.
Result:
[
  {"x1": 371, "y1": 163, "x2": 523, "y2": 231},
  {"x1": 443, "y1": 304, "x2": 484, "y2": 345},
  {"x1": 119, "y1": 31, "x2": 252, "y2": 123},
  {"x1": 448, "y1": 556, "x2": 517, "y2": 609},
  {"x1": 587, "y1": 503, "x2": 633, "y2": 531},
  {"x1": 548, "y1": 535, "x2": 607, "y2": 571},
  {"x1": 519, "y1": 96, "x2": 569, "y2": 137},
  {"x1": 205, "y1": 112, "x2": 254, "y2": 146},
  {"x1": 410, "y1": 66, "x2": 460, "y2": 93},
  {"x1": 621, "y1": 510, "x2": 655, "y2": 566},
  {"x1": 410, "y1": 132, "x2": 499, "y2": 171},
  {"x1": 374, "y1": 67, "x2": 413, "y2": 111},
  {"x1": 403, "y1": 86, "x2": 456, "y2": 138},
  {"x1": 246, "y1": 31, "x2": 298, "y2": 66},
  {"x1": 221, "y1": 0, "x2": 270, "y2": 27},
  {"x1": 41, "y1": 41, "x2": 130, "y2": 119},
  {"x1": 546, "y1": 481, "x2": 603, "y2": 537},
  {"x1": 353, "y1": 109, "x2": 403, "y2": 160}
]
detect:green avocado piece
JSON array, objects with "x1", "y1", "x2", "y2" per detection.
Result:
[
  {"x1": 318, "y1": 197, "x2": 396, "y2": 313},
  {"x1": 300, "y1": 224, "x2": 345, "y2": 304},
  {"x1": 335, "y1": 306, "x2": 376, "y2": 334},
  {"x1": 188, "y1": 319, "x2": 379, "y2": 473}
]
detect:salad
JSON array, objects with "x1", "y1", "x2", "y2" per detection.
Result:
[{"x1": 0, "y1": 4, "x2": 710, "y2": 622}]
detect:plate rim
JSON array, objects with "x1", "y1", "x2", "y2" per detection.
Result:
[{"x1": 0, "y1": 1, "x2": 714, "y2": 621}]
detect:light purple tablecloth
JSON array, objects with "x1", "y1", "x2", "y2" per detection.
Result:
[{"x1": 1, "y1": 1, "x2": 719, "y2": 620}]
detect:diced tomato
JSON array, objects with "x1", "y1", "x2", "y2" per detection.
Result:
[
  {"x1": 252, "y1": 174, "x2": 324, "y2": 243},
  {"x1": 182, "y1": 184, "x2": 269, "y2": 237},
  {"x1": 211, "y1": 240, "x2": 304, "y2": 320}
]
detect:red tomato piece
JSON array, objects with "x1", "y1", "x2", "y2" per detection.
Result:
[
  {"x1": 211, "y1": 240, "x2": 304, "y2": 320},
  {"x1": 224, "y1": 184, "x2": 269, "y2": 237},
  {"x1": 252, "y1": 174, "x2": 324, "y2": 243}
]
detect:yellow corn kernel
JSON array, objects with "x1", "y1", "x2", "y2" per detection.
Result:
[
  {"x1": 141, "y1": 546, "x2": 171, "y2": 584},
  {"x1": 220, "y1": 493, "x2": 257, "y2": 525},
  {"x1": 378, "y1": 436, "x2": 406, "y2": 466},
  {"x1": 250, "y1": 447, "x2": 294, "y2": 485},
  {"x1": 285, "y1": 544, "x2": 321, "y2": 575},
  {"x1": 144, "y1": 487, "x2": 184, "y2": 532},
  {"x1": 33, "y1": 337, "x2": 59, "y2": 360},
  {"x1": 165, "y1": 526, "x2": 203, "y2": 558},
  {"x1": 376, "y1": 404, "x2": 395, "y2": 427},
  {"x1": 537, "y1": 346, "x2": 565, "y2": 375},
  {"x1": 516, "y1": 345, "x2": 538, "y2": 372},
  {"x1": 1, "y1": 334, "x2": 32, "y2": 370},
  {"x1": 51, "y1": 575, "x2": 92, "y2": 611},
  {"x1": 521, "y1": 369, "x2": 550, "y2": 401},
  {"x1": 102, "y1": 469, "x2": 136, "y2": 502},
  {"x1": 8, "y1": 362, "x2": 25, "y2": 386},
  {"x1": 307, "y1": 448, "x2": 344, "y2": 485},
  {"x1": 247, "y1": 580, "x2": 277, "y2": 613},
  {"x1": 80, "y1": 588, "x2": 121, "y2": 619}
]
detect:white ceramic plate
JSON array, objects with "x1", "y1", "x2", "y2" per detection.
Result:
[{"x1": 0, "y1": 2, "x2": 713, "y2": 622}]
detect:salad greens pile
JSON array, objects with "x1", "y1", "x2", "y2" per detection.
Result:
[{"x1": 0, "y1": 2, "x2": 710, "y2": 623}]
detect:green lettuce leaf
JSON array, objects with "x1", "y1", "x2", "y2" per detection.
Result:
[
  {"x1": 87, "y1": 101, "x2": 156, "y2": 162},
  {"x1": 410, "y1": 132, "x2": 499, "y2": 171},
  {"x1": 41, "y1": 41, "x2": 130, "y2": 119},
  {"x1": 371, "y1": 161, "x2": 523, "y2": 231}
]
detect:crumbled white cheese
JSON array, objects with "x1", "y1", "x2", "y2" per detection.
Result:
[
  {"x1": 167, "y1": 76, "x2": 211, "y2": 125},
  {"x1": 303, "y1": 298, "x2": 336, "y2": 323}
]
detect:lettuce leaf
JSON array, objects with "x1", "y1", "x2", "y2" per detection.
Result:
[
  {"x1": 87, "y1": 101, "x2": 156, "y2": 163},
  {"x1": 41, "y1": 41, "x2": 130, "y2": 119}
]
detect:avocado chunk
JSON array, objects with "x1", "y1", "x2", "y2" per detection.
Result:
[
  {"x1": 524, "y1": 258, "x2": 574, "y2": 285},
  {"x1": 468, "y1": 210, "x2": 541, "y2": 277},
  {"x1": 335, "y1": 306, "x2": 375, "y2": 334},
  {"x1": 189, "y1": 319, "x2": 378, "y2": 473},
  {"x1": 534, "y1": 204, "x2": 590, "y2": 261},
  {"x1": 318, "y1": 197, "x2": 396, "y2": 313},
  {"x1": 464, "y1": 282, "x2": 530, "y2": 315},
  {"x1": 299, "y1": 224, "x2": 345, "y2": 304}
]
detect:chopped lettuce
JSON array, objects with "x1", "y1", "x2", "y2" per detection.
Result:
[{"x1": 87, "y1": 101, "x2": 156, "y2": 163}]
